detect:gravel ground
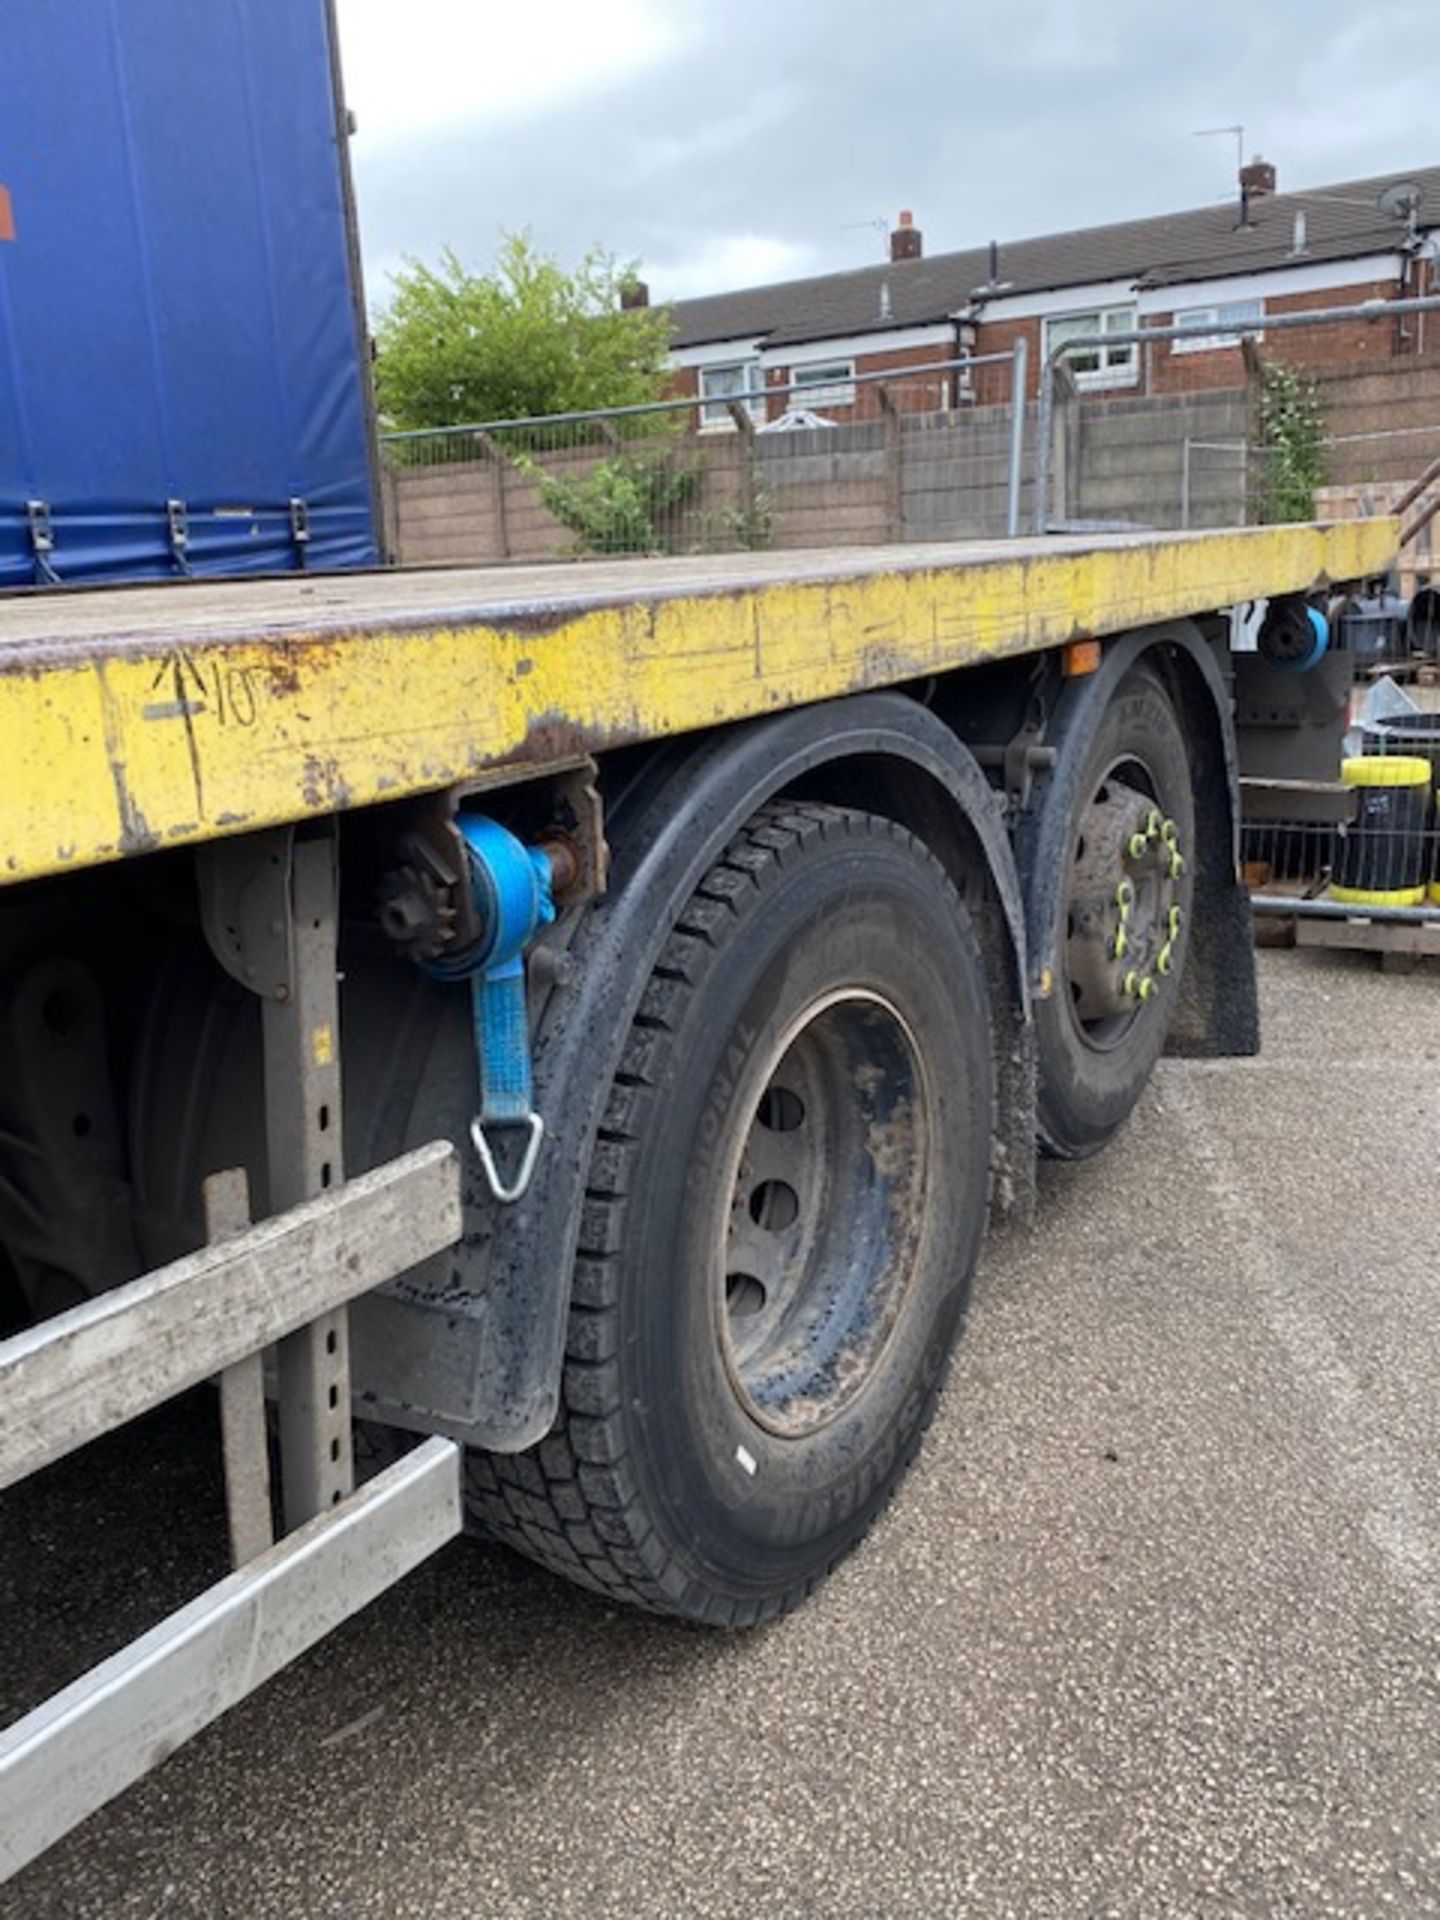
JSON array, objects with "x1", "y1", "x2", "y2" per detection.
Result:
[{"x1": 4, "y1": 948, "x2": 1438, "y2": 1919}]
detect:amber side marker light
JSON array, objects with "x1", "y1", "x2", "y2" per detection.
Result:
[{"x1": 1063, "y1": 638, "x2": 1102, "y2": 677}]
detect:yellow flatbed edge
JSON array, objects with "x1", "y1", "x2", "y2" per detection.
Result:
[{"x1": 0, "y1": 521, "x2": 1397, "y2": 887}]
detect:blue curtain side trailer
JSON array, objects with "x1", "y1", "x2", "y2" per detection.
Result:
[{"x1": 0, "y1": 0, "x2": 382, "y2": 587}]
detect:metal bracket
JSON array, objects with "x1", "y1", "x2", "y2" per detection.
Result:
[
  {"x1": 264, "y1": 832, "x2": 353, "y2": 1526},
  {"x1": 553, "y1": 760, "x2": 610, "y2": 901},
  {"x1": 197, "y1": 826, "x2": 300, "y2": 1000},
  {"x1": 289, "y1": 495, "x2": 311, "y2": 569},
  {"x1": 196, "y1": 825, "x2": 354, "y2": 1527},
  {"x1": 204, "y1": 1168, "x2": 273, "y2": 1566},
  {"x1": 166, "y1": 497, "x2": 191, "y2": 575},
  {"x1": 26, "y1": 499, "x2": 59, "y2": 585},
  {"x1": 378, "y1": 760, "x2": 607, "y2": 961},
  {"x1": 1003, "y1": 728, "x2": 1057, "y2": 812},
  {"x1": 972, "y1": 725, "x2": 1058, "y2": 813}
]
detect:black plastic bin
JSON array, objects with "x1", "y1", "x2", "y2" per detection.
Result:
[
  {"x1": 1331, "y1": 755, "x2": 1434, "y2": 904},
  {"x1": 1359, "y1": 710, "x2": 1440, "y2": 785}
]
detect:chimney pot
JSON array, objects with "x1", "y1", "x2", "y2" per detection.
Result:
[
  {"x1": 619, "y1": 278, "x2": 649, "y2": 310},
  {"x1": 1239, "y1": 156, "x2": 1276, "y2": 200},
  {"x1": 890, "y1": 211, "x2": 923, "y2": 263}
]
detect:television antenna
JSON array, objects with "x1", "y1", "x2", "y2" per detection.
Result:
[
  {"x1": 1193, "y1": 124, "x2": 1245, "y2": 178},
  {"x1": 841, "y1": 216, "x2": 889, "y2": 261}
]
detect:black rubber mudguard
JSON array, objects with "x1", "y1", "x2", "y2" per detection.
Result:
[{"x1": 1013, "y1": 622, "x2": 1260, "y2": 1065}]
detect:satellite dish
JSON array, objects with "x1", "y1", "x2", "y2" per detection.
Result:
[{"x1": 1378, "y1": 181, "x2": 1421, "y2": 221}]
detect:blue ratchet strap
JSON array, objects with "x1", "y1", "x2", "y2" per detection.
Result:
[
  {"x1": 424, "y1": 816, "x2": 555, "y2": 1205},
  {"x1": 462, "y1": 817, "x2": 554, "y2": 1203},
  {"x1": 468, "y1": 955, "x2": 544, "y2": 1205}
]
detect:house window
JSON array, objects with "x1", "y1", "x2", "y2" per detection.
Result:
[
  {"x1": 1044, "y1": 306, "x2": 1138, "y2": 387},
  {"x1": 699, "y1": 360, "x2": 763, "y2": 427},
  {"x1": 790, "y1": 359, "x2": 856, "y2": 408},
  {"x1": 1171, "y1": 298, "x2": 1264, "y2": 353}
]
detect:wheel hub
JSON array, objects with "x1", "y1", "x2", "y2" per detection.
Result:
[
  {"x1": 718, "y1": 992, "x2": 930, "y2": 1439},
  {"x1": 1066, "y1": 779, "x2": 1184, "y2": 1029}
]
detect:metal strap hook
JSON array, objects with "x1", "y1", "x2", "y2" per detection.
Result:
[{"x1": 469, "y1": 1111, "x2": 545, "y2": 1207}]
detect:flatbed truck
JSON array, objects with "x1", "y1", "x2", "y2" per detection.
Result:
[{"x1": 0, "y1": 514, "x2": 1397, "y2": 1879}]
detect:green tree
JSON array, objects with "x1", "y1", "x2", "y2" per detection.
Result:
[{"x1": 373, "y1": 234, "x2": 672, "y2": 429}]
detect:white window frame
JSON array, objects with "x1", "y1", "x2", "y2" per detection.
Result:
[
  {"x1": 1170, "y1": 297, "x2": 1265, "y2": 354},
  {"x1": 1043, "y1": 305, "x2": 1138, "y2": 389},
  {"x1": 788, "y1": 358, "x2": 856, "y2": 409},
  {"x1": 698, "y1": 359, "x2": 764, "y2": 429}
]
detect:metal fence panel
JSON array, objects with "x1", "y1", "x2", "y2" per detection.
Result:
[{"x1": 380, "y1": 351, "x2": 1029, "y2": 567}]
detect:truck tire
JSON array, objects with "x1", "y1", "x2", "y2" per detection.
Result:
[
  {"x1": 1035, "y1": 665, "x2": 1195, "y2": 1159},
  {"x1": 465, "y1": 802, "x2": 995, "y2": 1625}
]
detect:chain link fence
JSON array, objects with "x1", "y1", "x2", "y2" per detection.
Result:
[{"x1": 379, "y1": 349, "x2": 1028, "y2": 568}]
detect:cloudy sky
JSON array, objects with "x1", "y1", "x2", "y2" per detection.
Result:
[{"x1": 335, "y1": 0, "x2": 1436, "y2": 313}]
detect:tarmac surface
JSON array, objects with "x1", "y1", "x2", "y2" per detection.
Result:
[{"x1": 4, "y1": 948, "x2": 1439, "y2": 1918}]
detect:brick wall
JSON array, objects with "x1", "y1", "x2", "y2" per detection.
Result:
[
  {"x1": 1139, "y1": 277, "x2": 1409, "y2": 394},
  {"x1": 943, "y1": 280, "x2": 1421, "y2": 399},
  {"x1": 962, "y1": 317, "x2": 1042, "y2": 401},
  {"x1": 761, "y1": 341, "x2": 963, "y2": 422}
]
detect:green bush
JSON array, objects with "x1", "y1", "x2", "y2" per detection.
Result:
[
  {"x1": 1257, "y1": 363, "x2": 1327, "y2": 523},
  {"x1": 529, "y1": 454, "x2": 702, "y2": 556}
]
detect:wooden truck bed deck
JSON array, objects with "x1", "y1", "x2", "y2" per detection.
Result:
[{"x1": 0, "y1": 522, "x2": 1397, "y2": 887}]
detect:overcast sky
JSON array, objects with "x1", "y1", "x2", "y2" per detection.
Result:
[{"x1": 335, "y1": 0, "x2": 1436, "y2": 314}]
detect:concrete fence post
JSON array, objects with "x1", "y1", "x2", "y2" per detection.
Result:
[{"x1": 876, "y1": 384, "x2": 904, "y2": 542}]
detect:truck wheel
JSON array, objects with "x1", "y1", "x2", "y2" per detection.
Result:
[
  {"x1": 465, "y1": 803, "x2": 994, "y2": 1624},
  {"x1": 1036, "y1": 666, "x2": 1194, "y2": 1159}
]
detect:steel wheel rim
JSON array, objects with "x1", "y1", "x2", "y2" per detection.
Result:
[
  {"x1": 713, "y1": 990, "x2": 933, "y2": 1439},
  {"x1": 1062, "y1": 756, "x2": 1185, "y2": 1052}
]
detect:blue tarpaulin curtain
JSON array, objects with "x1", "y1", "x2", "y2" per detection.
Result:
[{"x1": 0, "y1": 0, "x2": 380, "y2": 585}]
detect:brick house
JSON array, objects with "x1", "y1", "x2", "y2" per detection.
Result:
[{"x1": 662, "y1": 162, "x2": 1440, "y2": 425}]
